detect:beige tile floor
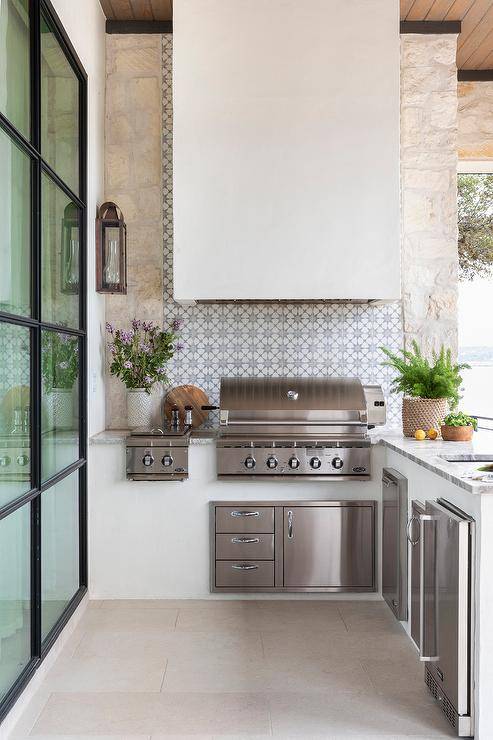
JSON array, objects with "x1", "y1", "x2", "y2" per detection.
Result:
[{"x1": 9, "y1": 599, "x2": 456, "y2": 739}]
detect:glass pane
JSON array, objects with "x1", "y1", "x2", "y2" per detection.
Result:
[
  {"x1": 42, "y1": 472, "x2": 79, "y2": 640},
  {"x1": 0, "y1": 127, "x2": 31, "y2": 317},
  {"x1": 41, "y1": 14, "x2": 79, "y2": 195},
  {"x1": 41, "y1": 331, "x2": 79, "y2": 482},
  {"x1": 42, "y1": 173, "x2": 80, "y2": 328},
  {"x1": 0, "y1": 0, "x2": 30, "y2": 137},
  {"x1": 0, "y1": 504, "x2": 31, "y2": 701},
  {"x1": 0, "y1": 323, "x2": 31, "y2": 508}
]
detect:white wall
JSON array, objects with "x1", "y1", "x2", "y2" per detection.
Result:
[
  {"x1": 173, "y1": 0, "x2": 401, "y2": 301},
  {"x1": 51, "y1": 0, "x2": 106, "y2": 436}
]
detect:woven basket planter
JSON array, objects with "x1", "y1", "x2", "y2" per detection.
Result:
[{"x1": 402, "y1": 397, "x2": 447, "y2": 438}]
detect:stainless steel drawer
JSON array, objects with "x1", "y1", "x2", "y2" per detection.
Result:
[
  {"x1": 216, "y1": 533, "x2": 274, "y2": 560},
  {"x1": 215, "y1": 560, "x2": 274, "y2": 588},
  {"x1": 215, "y1": 506, "x2": 274, "y2": 533}
]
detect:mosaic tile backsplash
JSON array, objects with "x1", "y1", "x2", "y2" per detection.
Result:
[{"x1": 161, "y1": 36, "x2": 403, "y2": 425}]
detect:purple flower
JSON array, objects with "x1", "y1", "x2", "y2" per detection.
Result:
[
  {"x1": 139, "y1": 342, "x2": 151, "y2": 353},
  {"x1": 144, "y1": 374, "x2": 153, "y2": 384},
  {"x1": 132, "y1": 319, "x2": 141, "y2": 331},
  {"x1": 107, "y1": 343, "x2": 115, "y2": 353},
  {"x1": 175, "y1": 342, "x2": 184, "y2": 353},
  {"x1": 123, "y1": 360, "x2": 133, "y2": 369},
  {"x1": 142, "y1": 321, "x2": 154, "y2": 332},
  {"x1": 119, "y1": 331, "x2": 133, "y2": 344},
  {"x1": 106, "y1": 322, "x2": 114, "y2": 334},
  {"x1": 171, "y1": 318, "x2": 183, "y2": 332},
  {"x1": 157, "y1": 365, "x2": 167, "y2": 375}
]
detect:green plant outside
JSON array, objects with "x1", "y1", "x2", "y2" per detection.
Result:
[
  {"x1": 42, "y1": 332, "x2": 78, "y2": 390},
  {"x1": 443, "y1": 411, "x2": 478, "y2": 431},
  {"x1": 381, "y1": 341, "x2": 470, "y2": 410}
]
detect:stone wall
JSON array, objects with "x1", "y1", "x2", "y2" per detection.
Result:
[
  {"x1": 400, "y1": 34, "x2": 459, "y2": 357},
  {"x1": 458, "y1": 80, "x2": 493, "y2": 161},
  {"x1": 104, "y1": 35, "x2": 163, "y2": 428}
]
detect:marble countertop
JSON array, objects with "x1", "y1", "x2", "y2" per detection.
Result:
[
  {"x1": 376, "y1": 431, "x2": 493, "y2": 494},
  {"x1": 90, "y1": 429, "x2": 217, "y2": 445},
  {"x1": 90, "y1": 427, "x2": 493, "y2": 493}
]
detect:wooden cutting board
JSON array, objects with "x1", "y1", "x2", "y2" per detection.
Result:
[{"x1": 164, "y1": 385, "x2": 210, "y2": 428}]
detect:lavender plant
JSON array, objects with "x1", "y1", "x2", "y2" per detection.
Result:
[{"x1": 106, "y1": 318, "x2": 183, "y2": 393}]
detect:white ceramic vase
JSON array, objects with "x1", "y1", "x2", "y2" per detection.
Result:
[{"x1": 127, "y1": 388, "x2": 152, "y2": 429}]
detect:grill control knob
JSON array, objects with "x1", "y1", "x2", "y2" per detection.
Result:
[
  {"x1": 266, "y1": 456, "x2": 278, "y2": 469},
  {"x1": 288, "y1": 456, "x2": 300, "y2": 469},
  {"x1": 332, "y1": 456, "x2": 344, "y2": 470},
  {"x1": 16, "y1": 454, "x2": 29, "y2": 467},
  {"x1": 310, "y1": 457, "x2": 322, "y2": 470},
  {"x1": 142, "y1": 453, "x2": 154, "y2": 467},
  {"x1": 0, "y1": 455, "x2": 11, "y2": 467},
  {"x1": 162, "y1": 454, "x2": 173, "y2": 467},
  {"x1": 244, "y1": 456, "x2": 256, "y2": 470}
]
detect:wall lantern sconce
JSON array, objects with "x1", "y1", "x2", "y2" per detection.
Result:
[
  {"x1": 61, "y1": 201, "x2": 80, "y2": 294},
  {"x1": 96, "y1": 201, "x2": 127, "y2": 294}
]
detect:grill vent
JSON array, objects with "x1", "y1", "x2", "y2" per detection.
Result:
[{"x1": 425, "y1": 667, "x2": 457, "y2": 730}]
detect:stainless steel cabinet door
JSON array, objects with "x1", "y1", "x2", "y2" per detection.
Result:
[
  {"x1": 382, "y1": 469, "x2": 408, "y2": 620},
  {"x1": 283, "y1": 504, "x2": 375, "y2": 589},
  {"x1": 420, "y1": 500, "x2": 473, "y2": 718}
]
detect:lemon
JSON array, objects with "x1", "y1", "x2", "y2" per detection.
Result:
[
  {"x1": 414, "y1": 429, "x2": 426, "y2": 441},
  {"x1": 427, "y1": 428, "x2": 438, "y2": 440}
]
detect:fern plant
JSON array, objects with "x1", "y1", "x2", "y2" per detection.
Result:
[{"x1": 381, "y1": 341, "x2": 469, "y2": 410}]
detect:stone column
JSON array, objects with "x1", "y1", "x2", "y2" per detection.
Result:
[
  {"x1": 458, "y1": 80, "x2": 493, "y2": 161},
  {"x1": 104, "y1": 34, "x2": 163, "y2": 428},
  {"x1": 400, "y1": 34, "x2": 459, "y2": 357}
]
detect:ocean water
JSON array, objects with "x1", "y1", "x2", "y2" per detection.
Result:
[{"x1": 460, "y1": 365, "x2": 493, "y2": 419}]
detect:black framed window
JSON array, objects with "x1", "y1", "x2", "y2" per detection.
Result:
[{"x1": 0, "y1": 0, "x2": 87, "y2": 721}]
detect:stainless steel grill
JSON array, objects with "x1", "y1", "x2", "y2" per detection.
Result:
[
  {"x1": 126, "y1": 425, "x2": 190, "y2": 481},
  {"x1": 216, "y1": 377, "x2": 386, "y2": 480}
]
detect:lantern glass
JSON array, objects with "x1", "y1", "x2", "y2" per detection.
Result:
[{"x1": 103, "y1": 226, "x2": 121, "y2": 287}]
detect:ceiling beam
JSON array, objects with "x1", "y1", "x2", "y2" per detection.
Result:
[
  {"x1": 400, "y1": 20, "x2": 462, "y2": 33},
  {"x1": 106, "y1": 19, "x2": 172, "y2": 32},
  {"x1": 458, "y1": 68, "x2": 493, "y2": 79}
]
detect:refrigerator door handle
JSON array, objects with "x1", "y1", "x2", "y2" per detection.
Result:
[{"x1": 419, "y1": 513, "x2": 439, "y2": 662}]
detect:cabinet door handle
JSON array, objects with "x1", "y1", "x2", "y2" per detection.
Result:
[
  {"x1": 231, "y1": 510, "x2": 260, "y2": 517},
  {"x1": 287, "y1": 510, "x2": 293, "y2": 539},
  {"x1": 231, "y1": 537, "x2": 260, "y2": 544},
  {"x1": 231, "y1": 563, "x2": 259, "y2": 571},
  {"x1": 406, "y1": 515, "x2": 420, "y2": 546}
]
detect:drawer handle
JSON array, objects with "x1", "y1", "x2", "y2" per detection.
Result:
[
  {"x1": 230, "y1": 510, "x2": 260, "y2": 517},
  {"x1": 231, "y1": 537, "x2": 260, "y2": 544},
  {"x1": 231, "y1": 564, "x2": 259, "y2": 571}
]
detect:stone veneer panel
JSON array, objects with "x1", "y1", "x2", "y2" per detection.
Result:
[
  {"x1": 400, "y1": 34, "x2": 459, "y2": 357},
  {"x1": 458, "y1": 81, "x2": 493, "y2": 161},
  {"x1": 105, "y1": 35, "x2": 163, "y2": 428}
]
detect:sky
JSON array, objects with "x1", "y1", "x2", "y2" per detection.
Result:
[{"x1": 459, "y1": 277, "x2": 493, "y2": 348}]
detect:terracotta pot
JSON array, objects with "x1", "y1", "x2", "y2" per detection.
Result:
[
  {"x1": 441, "y1": 425, "x2": 474, "y2": 442},
  {"x1": 402, "y1": 397, "x2": 447, "y2": 438}
]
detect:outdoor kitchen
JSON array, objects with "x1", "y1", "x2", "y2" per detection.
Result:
[{"x1": 3, "y1": 0, "x2": 493, "y2": 738}]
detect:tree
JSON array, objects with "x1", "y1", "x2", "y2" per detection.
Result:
[{"x1": 458, "y1": 173, "x2": 493, "y2": 280}]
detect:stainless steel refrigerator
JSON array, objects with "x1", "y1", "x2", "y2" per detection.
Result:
[{"x1": 420, "y1": 499, "x2": 475, "y2": 737}]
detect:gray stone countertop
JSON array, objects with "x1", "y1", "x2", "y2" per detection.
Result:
[{"x1": 375, "y1": 430, "x2": 493, "y2": 494}]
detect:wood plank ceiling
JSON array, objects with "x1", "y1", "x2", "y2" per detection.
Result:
[
  {"x1": 401, "y1": 0, "x2": 493, "y2": 68},
  {"x1": 100, "y1": 0, "x2": 172, "y2": 22},
  {"x1": 100, "y1": 1, "x2": 493, "y2": 70}
]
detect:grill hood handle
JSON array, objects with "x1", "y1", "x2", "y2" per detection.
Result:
[{"x1": 201, "y1": 405, "x2": 219, "y2": 411}]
